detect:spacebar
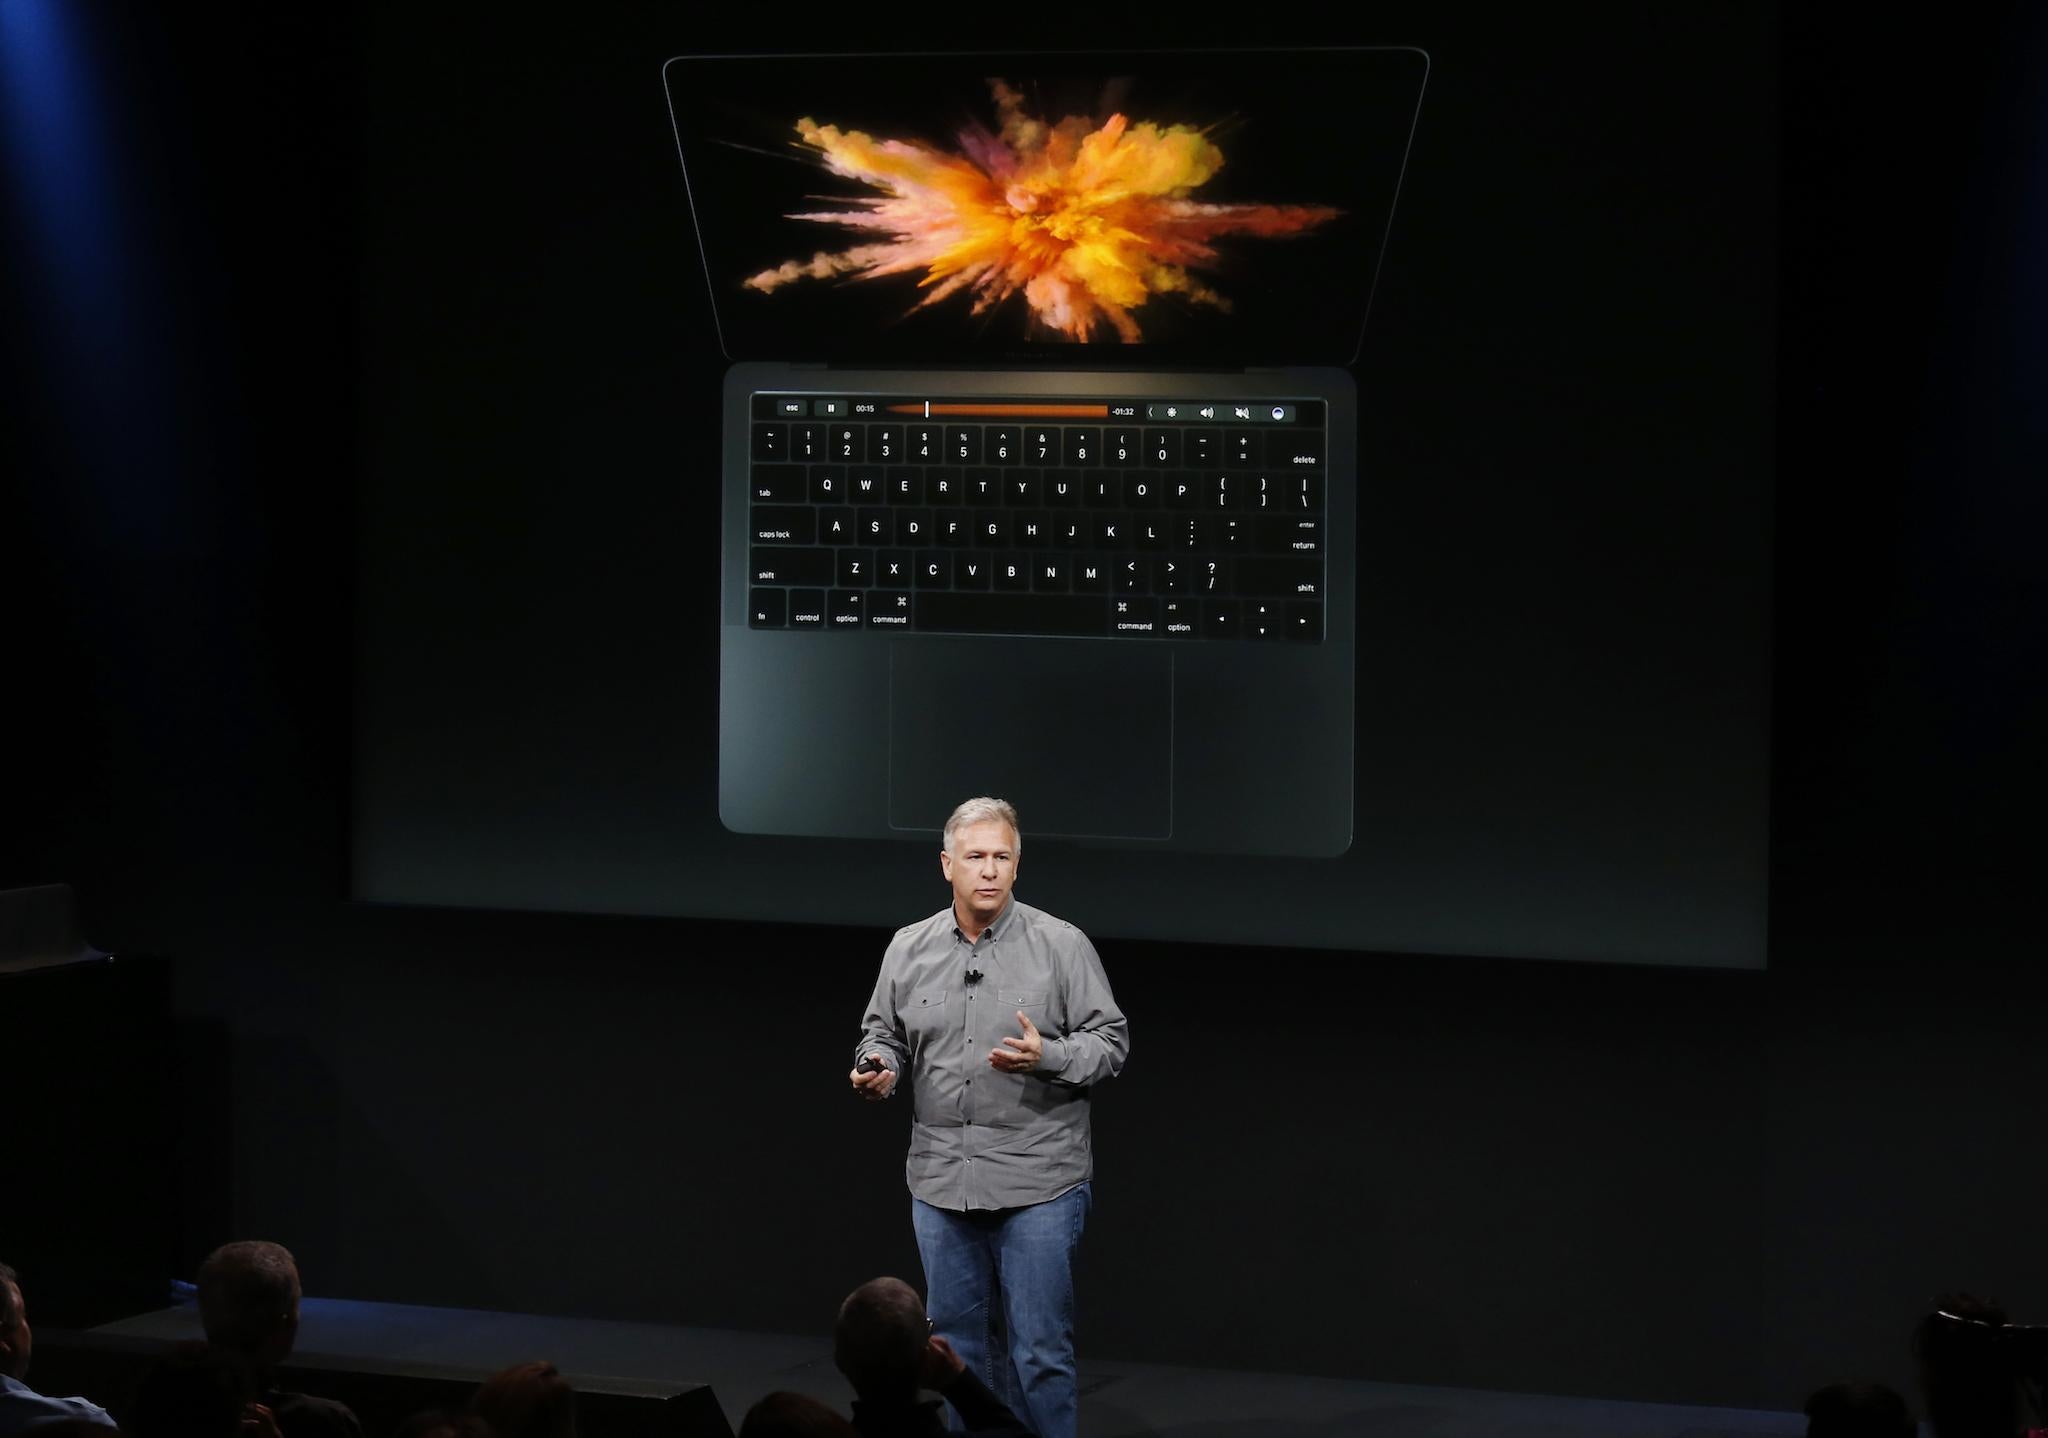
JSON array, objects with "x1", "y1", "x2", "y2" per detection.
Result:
[{"x1": 915, "y1": 593, "x2": 1107, "y2": 637}]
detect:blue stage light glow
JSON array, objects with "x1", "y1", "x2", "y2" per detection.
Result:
[
  {"x1": 3, "y1": 0, "x2": 176, "y2": 544},
  {"x1": 1, "y1": 0, "x2": 127, "y2": 348}
]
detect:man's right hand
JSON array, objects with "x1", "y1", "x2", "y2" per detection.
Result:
[
  {"x1": 849, "y1": 1054, "x2": 897, "y2": 1100},
  {"x1": 919, "y1": 1333, "x2": 966, "y2": 1389}
]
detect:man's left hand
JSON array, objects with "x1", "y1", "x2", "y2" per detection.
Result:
[{"x1": 989, "y1": 1011, "x2": 1043, "y2": 1073}]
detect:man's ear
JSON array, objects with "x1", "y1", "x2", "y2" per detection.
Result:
[{"x1": 939, "y1": 849, "x2": 953, "y2": 881}]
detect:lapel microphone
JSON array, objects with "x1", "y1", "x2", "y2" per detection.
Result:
[{"x1": 965, "y1": 966, "x2": 983, "y2": 985}]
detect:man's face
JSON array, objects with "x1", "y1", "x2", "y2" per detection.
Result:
[
  {"x1": 940, "y1": 820, "x2": 1019, "y2": 927},
  {"x1": 1, "y1": 1282, "x2": 30, "y2": 1380}
]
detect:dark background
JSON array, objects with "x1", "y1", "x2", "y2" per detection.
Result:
[{"x1": 6, "y1": 0, "x2": 2045, "y2": 1416}]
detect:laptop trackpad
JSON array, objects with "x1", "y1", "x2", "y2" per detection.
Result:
[{"x1": 888, "y1": 640, "x2": 1173, "y2": 840}]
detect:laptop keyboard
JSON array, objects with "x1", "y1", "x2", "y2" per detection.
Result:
[{"x1": 743, "y1": 392, "x2": 1327, "y2": 641}]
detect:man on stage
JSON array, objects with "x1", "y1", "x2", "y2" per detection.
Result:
[{"x1": 850, "y1": 797, "x2": 1129, "y2": 1438}]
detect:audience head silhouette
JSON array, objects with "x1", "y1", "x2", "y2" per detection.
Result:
[
  {"x1": 471, "y1": 1360, "x2": 574, "y2": 1438},
  {"x1": 0, "y1": 1262, "x2": 29, "y2": 1382},
  {"x1": 197, "y1": 1241, "x2": 302, "y2": 1372},
  {"x1": 1, "y1": 1259, "x2": 121, "y2": 1433},
  {"x1": 1914, "y1": 1292, "x2": 2035, "y2": 1438},
  {"x1": 832, "y1": 1278, "x2": 927, "y2": 1405}
]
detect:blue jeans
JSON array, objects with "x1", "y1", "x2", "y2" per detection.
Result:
[{"x1": 912, "y1": 1183, "x2": 1092, "y2": 1438}]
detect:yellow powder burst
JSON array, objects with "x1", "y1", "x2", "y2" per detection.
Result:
[{"x1": 743, "y1": 83, "x2": 1340, "y2": 342}]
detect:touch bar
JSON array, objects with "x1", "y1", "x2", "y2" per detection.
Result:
[{"x1": 885, "y1": 403, "x2": 1112, "y2": 418}]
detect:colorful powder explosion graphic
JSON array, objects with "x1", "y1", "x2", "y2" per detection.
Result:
[{"x1": 744, "y1": 82, "x2": 1341, "y2": 343}]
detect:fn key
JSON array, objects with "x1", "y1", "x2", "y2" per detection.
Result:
[{"x1": 748, "y1": 589, "x2": 787, "y2": 628}]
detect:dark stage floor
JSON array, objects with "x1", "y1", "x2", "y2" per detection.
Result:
[{"x1": 97, "y1": 1299, "x2": 1807, "y2": 1438}]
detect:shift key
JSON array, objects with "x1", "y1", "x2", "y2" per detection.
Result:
[
  {"x1": 750, "y1": 546, "x2": 833, "y2": 586},
  {"x1": 1232, "y1": 556, "x2": 1322, "y2": 597}
]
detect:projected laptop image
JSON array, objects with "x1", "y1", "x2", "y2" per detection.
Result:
[{"x1": 663, "y1": 50, "x2": 1427, "y2": 856}]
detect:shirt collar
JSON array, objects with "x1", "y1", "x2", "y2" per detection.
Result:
[{"x1": 954, "y1": 895, "x2": 1017, "y2": 945}]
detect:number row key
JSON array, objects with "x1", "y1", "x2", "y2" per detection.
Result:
[{"x1": 752, "y1": 424, "x2": 1323, "y2": 470}]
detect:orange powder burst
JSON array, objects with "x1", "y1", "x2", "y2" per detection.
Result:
[{"x1": 743, "y1": 81, "x2": 1341, "y2": 343}]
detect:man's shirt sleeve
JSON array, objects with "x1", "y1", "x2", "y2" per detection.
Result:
[
  {"x1": 1040, "y1": 929, "x2": 1128, "y2": 1087},
  {"x1": 854, "y1": 932, "x2": 913, "y2": 1078},
  {"x1": 0, "y1": 1384, "x2": 119, "y2": 1432}
]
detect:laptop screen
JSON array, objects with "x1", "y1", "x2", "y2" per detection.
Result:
[{"x1": 664, "y1": 49, "x2": 1428, "y2": 367}]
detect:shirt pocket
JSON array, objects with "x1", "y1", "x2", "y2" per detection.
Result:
[
  {"x1": 998, "y1": 988, "x2": 1049, "y2": 1016},
  {"x1": 905, "y1": 990, "x2": 950, "y2": 1040}
]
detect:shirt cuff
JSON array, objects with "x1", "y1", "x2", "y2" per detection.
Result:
[{"x1": 1039, "y1": 1035, "x2": 1071, "y2": 1076}]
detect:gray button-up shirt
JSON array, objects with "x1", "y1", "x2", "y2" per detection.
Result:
[{"x1": 856, "y1": 897, "x2": 1129, "y2": 1212}]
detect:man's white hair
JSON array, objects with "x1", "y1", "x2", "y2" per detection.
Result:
[{"x1": 944, "y1": 797, "x2": 1021, "y2": 856}]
